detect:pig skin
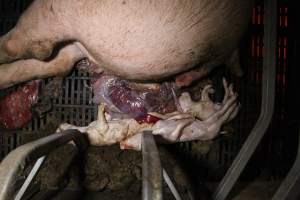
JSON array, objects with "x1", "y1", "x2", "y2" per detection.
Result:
[{"x1": 0, "y1": 0, "x2": 254, "y2": 89}]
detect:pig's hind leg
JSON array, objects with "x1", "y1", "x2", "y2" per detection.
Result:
[
  {"x1": 0, "y1": 42, "x2": 85, "y2": 89},
  {"x1": 0, "y1": 0, "x2": 73, "y2": 64},
  {"x1": 0, "y1": 29, "x2": 57, "y2": 64},
  {"x1": 0, "y1": 0, "x2": 88, "y2": 88}
]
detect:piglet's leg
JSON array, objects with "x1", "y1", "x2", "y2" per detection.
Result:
[
  {"x1": 191, "y1": 91, "x2": 239, "y2": 140},
  {"x1": 179, "y1": 78, "x2": 237, "y2": 121},
  {"x1": 57, "y1": 104, "x2": 144, "y2": 147},
  {"x1": 122, "y1": 82, "x2": 240, "y2": 150},
  {"x1": 0, "y1": 43, "x2": 85, "y2": 89},
  {"x1": 56, "y1": 105, "x2": 109, "y2": 145},
  {"x1": 178, "y1": 80, "x2": 239, "y2": 140},
  {"x1": 158, "y1": 92, "x2": 238, "y2": 141}
]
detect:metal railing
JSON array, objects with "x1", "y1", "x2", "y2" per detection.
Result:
[
  {"x1": 0, "y1": 129, "x2": 88, "y2": 200},
  {"x1": 142, "y1": 132, "x2": 184, "y2": 200},
  {"x1": 213, "y1": 0, "x2": 277, "y2": 199},
  {"x1": 142, "y1": 132, "x2": 163, "y2": 200}
]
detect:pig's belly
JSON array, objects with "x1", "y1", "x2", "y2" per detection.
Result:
[
  {"x1": 83, "y1": 32, "x2": 214, "y2": 81},
  {"x1": 70, "y1": 0, "x2": 251, "y2": 80}
]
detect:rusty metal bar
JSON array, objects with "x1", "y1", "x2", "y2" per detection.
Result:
[
  {"x1": 0, "y1": 129, "x2": 88, "y2": 200},
  {"x1": 213, "y1": 0, "x2": 277, "y2": 199},
  {"x1": 142, "y1": 131, "x2": 163, "y2": 200},
  {"x1": 272, "y1": 127, "x2": 300, "y2": 200}
]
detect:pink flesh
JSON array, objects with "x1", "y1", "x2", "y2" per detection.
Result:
[{"x1": 0, "y1": 80, "x2": 40, "y2": 130}]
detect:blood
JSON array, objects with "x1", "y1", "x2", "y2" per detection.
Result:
[
  {"x1": 135, "y1": 114, "x2": 161, "y2": 124},
  {"x1": 0, "y1": 80, "x2": 40, "y2": 130}
]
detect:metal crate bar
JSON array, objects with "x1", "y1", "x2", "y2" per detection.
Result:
[
  {"x1": 14, "y1": 155, "x2": 47, "y2": 200},
  {"x1": 0, "y1": 129, "x2": 88, "y2": 200},
  {"x1": 213, "y1": 0, "x2": 277, "y2": 199},
  {"x1": 142, "y1": 132, "x2": 163, "y2": 200},
  {"x1": 142, "y1": 131, "x2": 185, "y2": 200}
]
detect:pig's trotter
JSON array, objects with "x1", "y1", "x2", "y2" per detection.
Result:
[{"x1": 203, "y1": 85, "x2": 238, "y2": 134}]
